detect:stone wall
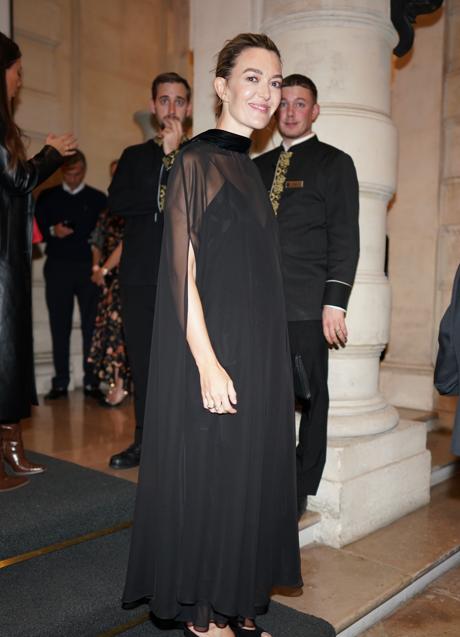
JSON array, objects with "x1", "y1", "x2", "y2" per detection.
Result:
[{"x1": 380, "y1": 8, "x2": 445, "y2": 411}]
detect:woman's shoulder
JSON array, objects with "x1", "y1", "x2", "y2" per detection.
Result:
[{"x1": 177, "y1": 139, "x2": 213, "y2": 172}]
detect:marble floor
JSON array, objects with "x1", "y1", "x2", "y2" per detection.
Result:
[
  {"x1": 361, "y1": 564, "x2": 460, "y2": 636},
  {"x1": 20, "y1": 391, "x2": 460, "y2": 635}
]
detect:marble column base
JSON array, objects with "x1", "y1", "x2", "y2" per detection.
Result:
[{"x1": 309, "y1": 420, "x2": 431, "y2": 548}]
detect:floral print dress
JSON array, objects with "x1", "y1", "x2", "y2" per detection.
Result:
[{"x1": 88, "y1": 210, "x2": 131, "y2": 391}]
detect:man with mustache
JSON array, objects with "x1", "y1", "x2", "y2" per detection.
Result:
[
  {"x1": 108, "y1": 72, "x2": 191, "y2": 469},
  {"x1": 255, "y1": 74, "x2": 360, "y2": 519}
]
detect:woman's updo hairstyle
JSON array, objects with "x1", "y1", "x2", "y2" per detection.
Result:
[{"x1": 214, "y1": 33, "x2": 281, "y2": 117}]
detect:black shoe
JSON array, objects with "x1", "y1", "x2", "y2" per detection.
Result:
[
  {"x1": 83, "y1": 385, "x2": 105, "y2": 400},
  {"x1": 44, "y1": 388, "x2": 68, "y2": 400},
  {"x1": 297, "y1": 494, "x2": 308, "y2": 521},
  {"x1": 109, "y1": 443, "x2": 141, "y2": 469}
]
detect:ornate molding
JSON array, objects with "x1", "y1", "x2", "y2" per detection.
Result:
[
  {"x1": 261, "y1": 9, "x2": 397, "y2": 47},
  {"x1": 359, "y1": 182, "x2": 395, "y2": 202},
  {"x1": 320, "y1": 103, "x2": 392, "y2": 122},
  {"x1": 391, "y1": 0, "x2": 444, "y2": 57}
]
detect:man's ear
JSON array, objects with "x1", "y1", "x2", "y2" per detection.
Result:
[
  {"x1": 312, "y1": 102, "x2": 320, "y2": 122},
  {"x1": 186, "y1": 100, "x2": 193, "y2": 118},
  {"x1": 150, "y1": 99, "x2": 156, "y2": 115},
  {"x1": 214, "y1": 76, "x2": 228, "y2": 103}
]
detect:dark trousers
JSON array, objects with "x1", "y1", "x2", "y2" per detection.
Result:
[
  {"x1": 120, "y1": 284, "x2": 156, "y2": 446},
  {"x1": 288, "y1": 320, "x2": 329, "y2": 497},
  {"x1": 44, "y1": 258, "x2": 99, "y2": 390}
]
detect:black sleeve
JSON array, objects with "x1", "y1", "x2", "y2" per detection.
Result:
[
  {"x1": 0, "y1": 143, "x2": 62, "y2": 195},
  {"x1": 108, "y1": 147, "x2": 155, "y2": 217},
  {"x1": 35, "y1": 189, "x2": 55, "y2": 242},
  {"x1": 322, "y1": 152, "x2": 360, "y2": 310}
]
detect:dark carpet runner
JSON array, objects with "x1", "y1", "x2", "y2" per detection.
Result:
[
  {"x1": 0, "y1": 453, "x2": 335, "y2": 636},
  {"x1": 0, "y1": 452, "x2": 135, "y2": 560}
]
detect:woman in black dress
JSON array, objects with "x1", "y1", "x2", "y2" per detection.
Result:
[
  {"x1": 123, "y1": 33, "x2": 301, "y2": 636},
  {"x1": 0, "y1": 32, "x2": 77, "y2": 491}
]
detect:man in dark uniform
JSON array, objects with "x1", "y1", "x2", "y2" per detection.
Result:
[
  {"x1": 108, "y1": 72, "x2": 191, "y2": 469},
  {"x1": 255, "y1": 74, "x2": 360, "y2": 519},
  {"x1": 36, "y1": 150, "x2": 107, "y2": 400}
]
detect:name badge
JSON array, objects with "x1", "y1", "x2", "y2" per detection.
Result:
[{"x1": 286, "y1": 180, "x2": 304, "y2": 188}]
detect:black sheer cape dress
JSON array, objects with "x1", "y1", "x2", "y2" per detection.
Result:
[{"x1": 123, "y1": 129, "x2": 302, "y2": 629}]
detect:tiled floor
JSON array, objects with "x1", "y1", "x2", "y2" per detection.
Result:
[{"x1": 21, "y1": 392, "x2": 460, "y2": 634}]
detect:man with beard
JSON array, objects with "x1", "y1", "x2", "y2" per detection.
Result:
[
  {"x1": 255, "y1": 74, "x2": 359, "y2": 519},
  {"x1": 108, "y1": 72, "x2": 191, "y2": 469}
]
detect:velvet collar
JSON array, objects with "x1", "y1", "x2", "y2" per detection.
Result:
[{"x1": 193, "y1": 128, "x2": 251, "y2": 154}]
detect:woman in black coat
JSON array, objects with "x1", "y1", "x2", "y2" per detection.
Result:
[{"x1": 0, "y1": 32, "x2": 77, "y2": 492}]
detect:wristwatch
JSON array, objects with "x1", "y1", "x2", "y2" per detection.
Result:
[
  {"x1": 101, "y1": 267, "x2": 109, "y2": 276},
  {"x1": 49, "y1": 225, "x2": 56, "y2": 237}
]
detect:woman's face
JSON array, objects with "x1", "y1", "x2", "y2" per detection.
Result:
[
  {"x1": 216, "y1": 47, "x2": 282, "y2": 137},
  {"x1": 6, "y1": 58, "x2": 22, "y2": 101}
]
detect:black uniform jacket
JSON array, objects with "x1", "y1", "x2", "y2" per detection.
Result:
[
  {"x1": 254, "y1": 135, "x2": 360, "y2": 321},
  {"x1": 108, "y1": 139, "x2": 167, "y2": 287},
  {"x1": 0, "y1": 141, "x2": 63, "y2": 420}
]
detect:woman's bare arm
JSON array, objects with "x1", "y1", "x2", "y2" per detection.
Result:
[{"x1": 186, "y1": 245, "x2": 237, "y2": 414}]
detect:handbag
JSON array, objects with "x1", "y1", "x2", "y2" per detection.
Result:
[{"x1": 293, "y1": 353, "x2": 311, "y2": 401}]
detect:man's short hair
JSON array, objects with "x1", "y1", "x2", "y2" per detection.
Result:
[
  {"x1": 63, "y1": 149, "x2": 86, "y2": 169},
  {"x1": 282, "y1": 74, "x2": 318, "y2": 102},
  {"x1": 151, "y1": 72, "x2": 192, "y2": 102}
]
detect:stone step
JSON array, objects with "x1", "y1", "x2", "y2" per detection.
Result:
[
  {"x1": 298, "y1": 510, "x2": 321, "y2": 548},
  {"x1": 427, "y1": 424, "x2": 460, "y2": 486},
  {"x1": 274, "y1": 474, "x2": 460, "y2": 636},
  {"x1": 336, "y1": 548, "x2": 460, "y2": 636}
]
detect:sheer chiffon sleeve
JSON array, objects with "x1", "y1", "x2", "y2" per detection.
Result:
[{"x1": 162, "y1": 145, "x2": 223, "y2": 331}]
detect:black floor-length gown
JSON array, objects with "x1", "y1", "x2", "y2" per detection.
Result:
[{"x1": 123, "y1": 129, "x2": 302, "y2": 627}]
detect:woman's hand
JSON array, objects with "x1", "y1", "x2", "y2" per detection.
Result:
[
  {"x1": 199, "y1": 361, "x2": 237, "y2": 414},
  {"x1": 45, "y1": 133, "x2": 78, "y2": 157},
  {"x1": 91, "y1": 265, "x2": 106, "y2": 287}
]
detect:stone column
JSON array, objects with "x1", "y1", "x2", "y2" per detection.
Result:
[{"x1": 261, "y1": 0, "x2": 430, "y2": 546}]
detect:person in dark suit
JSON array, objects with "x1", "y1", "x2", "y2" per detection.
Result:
[
  {"x1": 108, "y1": 72, "x2": 191, "y2": 469},
  {"x1": 36, "y1": 150, "x2": 107, "y2": 400},
  {"x1": 435, "y1": 264, "x2": 460, "y2": 456},
  {"x1": 254, "y1": 74, "x2": 360, "y2": 519}
]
